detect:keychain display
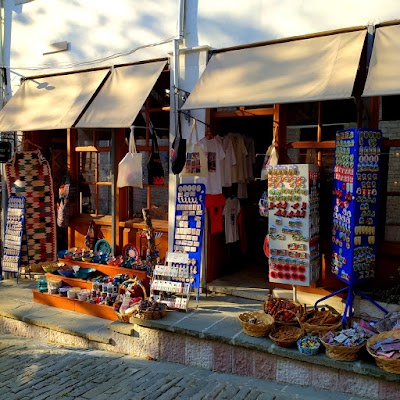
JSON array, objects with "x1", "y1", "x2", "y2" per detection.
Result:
[
  {"x1": 331, "y1": 128, "x2": 382, "y2": 284},
  {"x1": 2, "y1": 196, "x2": 26, "y2": 274},
  {"x1": 267, "y1": 164, "x2": 320, "y2": 286},
  {"x1": 172, "y1": 183, "x2": 205, "y2": 294}
]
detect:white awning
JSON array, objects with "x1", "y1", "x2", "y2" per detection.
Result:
[
  {"x1": 0, "y1": 69, "x2": 109, "y2": 131},
  {"x1": 182, "y1": 30, "x2": 366, "y2": 110},
  {"x1": 363, "y1": 25, "x2": 400, "y2": 97},
  {"x1": 76, "y1": 61, "x2": 167, "y2": 128}
]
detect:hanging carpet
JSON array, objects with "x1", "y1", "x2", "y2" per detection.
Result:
[{"x1": 5, "y1": 150, "x2": 57, "y2": 265}]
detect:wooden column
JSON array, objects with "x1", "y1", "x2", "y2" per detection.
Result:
[{"x1": 273, "y1": 104, "x2": 289, "y2": 163}]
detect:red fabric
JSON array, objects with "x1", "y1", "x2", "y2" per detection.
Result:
[{"x1": 205, "y1": 194, "x2": 226, "y2": 234}]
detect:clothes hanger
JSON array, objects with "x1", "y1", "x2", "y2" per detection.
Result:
[{"x1": 15, "y1": 138, "x2": 42, "y2": 151}]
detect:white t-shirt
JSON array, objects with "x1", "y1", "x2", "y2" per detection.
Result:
[
  {"x1": 228, "y1": 132, "x2": 248, "y2": 183},
  {"x1": 216, "y1": 135, "x2": 236, "y2": 187},
  {"x1": 223, "y1": 196, "x2": 241, "y2": 244},
  {"x1": 200, "y1": 137, "x2": 225, "y2": 194},
  {"x1": 244, "y1": 135, "x2": 255, "y2": 181}
]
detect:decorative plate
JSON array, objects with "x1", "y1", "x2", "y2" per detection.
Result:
[
  {"x1": 122, "y1": 243, "x2": 139, "y2": 261},
  {"x1": 94, "y1": 239, "x2": 111, "y2": 255}
]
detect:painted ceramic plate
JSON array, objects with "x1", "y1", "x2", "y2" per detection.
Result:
[
  {"x1": 122, "y1": 243, "x2": 139, "y2": 261},
  {"x1": 94, "y1": 239, "x2": 111, "y2": 255}
]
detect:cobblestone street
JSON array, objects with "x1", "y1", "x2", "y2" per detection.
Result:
[{"x1": 0, "y1": 333, "x2": 368, "y2": 400}]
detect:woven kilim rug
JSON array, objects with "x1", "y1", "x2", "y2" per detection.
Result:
[{"x1": 5, "y1": 150, "x2": 57, "y2": 265}]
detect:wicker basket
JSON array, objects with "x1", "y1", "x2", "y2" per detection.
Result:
[
  {"x1": 297, "y1": 334, "x2": 321, "y2": 355},
  {"x1": 321, "y1": 335, "x2": 365, "y2": 361},
  {"x1": 274, "y1": 309, "x2": 301, "y2": 327},
  {"x1": 263, "y1": 295, "x2": 302, "y2": 326},
  {"x1": 29, "y1": 263, "x2": 44, "y2": 273},
  {"x1": 116, "y1": 280, "x2": 167, "y2": 322},
  {"x1": 133, "y1": 303, "x2": 167, "y2": 320},
  {"x1": 239, "y1": 311, "x2": 275, "y2": 337},
  {"x1": 269, "y1": 325, "x2": 304, "y2": 347},
  {"x1": 367, "y1": 330, "x2": 400, "y2": 374},
  {"x1": 298, "y1": 305, "x2": 342, "y2": 336}
]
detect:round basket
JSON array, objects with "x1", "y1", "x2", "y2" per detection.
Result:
[
  {"x1": 29, "y1": 263, "x2": 44, "y2": 273},
  {"x1": 263, "y1": 295, "x2": 302, "y2": 326},
  {"x1": 273, "y1": 309, "x2": 300, "y2": 327},
  {"x1": 269, "y1": 325, "x2": 304, "y2": 348},
  {"x1": 299, "y1": 305, "x2": 342, "y2": 336},
  {"x1": 367, "y1": 330, "x2": 400, "y2": 374},
  {"x1": 321, "y1": 336, "x2": 365, "y2": 361},
  {"x1": 133, "y1": 303, "x2": 167, "y2": 320},
  {"x1": 297, "y1": 334, "x2": 321, "y2": 355},
  {"x1": 115, "y1": 279, "x2": 150, "y2": 322},
  {"x1": 239, "y1": 311, "x2": 275, "y2": 337}
]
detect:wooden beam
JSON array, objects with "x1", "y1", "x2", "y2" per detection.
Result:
[
  {"x1": 211, "y1": 107, "x2": 274, "y2": 118},
  {"x1": 286, "y1": 140, "x2": 336, "y2": 149}
]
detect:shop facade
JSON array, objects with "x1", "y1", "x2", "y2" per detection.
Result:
[{"x1": 0, "y1": 1, "x2": 399, "y2": 301}]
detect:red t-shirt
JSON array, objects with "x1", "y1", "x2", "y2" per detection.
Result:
[{"x1": 205, "y1": 194, "x2": 226, "y2": 234}]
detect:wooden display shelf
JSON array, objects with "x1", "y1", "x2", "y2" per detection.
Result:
[
  {"x1": 33, "y1": 289, "x2": 118, "y2": 321},
  {"x1": 44, "y1": 273, "x2": 92, "y2": 289},
  {"x1": 59, "y1": 259, "x2": 148, "y2": 282}
]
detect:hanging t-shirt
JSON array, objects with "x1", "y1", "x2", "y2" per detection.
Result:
[
  {"x1": 228, "y1": 132, "x2": 248, "y2": 183},
  {"x1": 216, "y1": 135, "x2": 236, "y2": 187},
  {"x1": 244, "y1": 135, "x2": 256, "y2": 181},
  {"x1": 200, "y1": 137, "x2": 225, "y2": 194},
  {"x1": 223, "y1": 196, "x2": 241, "y2": 244},
  {"x1": 205, "y1": 194, "x2": 226, "y2": 234}
]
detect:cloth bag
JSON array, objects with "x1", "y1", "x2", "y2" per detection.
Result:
[
  {"x1": 260, "y1": 143, "x2": 278, "y2": 180},
  {"x1": 117, "y1": 127, "x2": 143, "y2": 188},
  {"x1": 180, "y1": 119, "x2": 208, "y2": 178},
  {"x1": 170, "y1": 114, "x2": 187, "y2": 175},
  {"x1": 147, "y1": 130, "x2": 165, "y2": 185}
]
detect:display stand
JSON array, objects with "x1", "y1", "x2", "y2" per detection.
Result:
[
  {"x1": 267, "y1": 164, "x2": 320, "y2": 287},
  {"x1": 150, "y1": 252, "x2": 197, "y2": 311},
  {"x1": 2, "y1": 196, "x2": 26, "y2": 282},
  {"x1": 315, "y1": 128, "x2": 388, "y2": 324},
  {"x1": 172, "y1": 183, "x2": 206, "y2": 301}
]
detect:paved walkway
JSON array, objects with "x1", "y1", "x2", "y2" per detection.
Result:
[{"x1": 0, "y1": 333, "x2": 367, "y2": 400}]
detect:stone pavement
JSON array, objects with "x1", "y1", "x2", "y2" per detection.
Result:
[{"x1": 0, "y1": 333, "x2": 368, "y2": 400}]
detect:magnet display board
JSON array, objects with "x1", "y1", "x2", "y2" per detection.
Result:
[
  {"x1": 172, "y1": 183, "x2": 206, "y2": 290},
  {"x1": 331, "y1": 128, "x2": 382, "y2": 284},
  {"x1": 267, "y1": 164, "x2": 320, "y2": 286}
]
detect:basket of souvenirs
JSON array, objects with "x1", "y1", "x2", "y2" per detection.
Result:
[
  {"x1": 367, "y1": 330, "x2": 400, "y2": 374},
  {"x1": 269, "y1": 325, "x2": 304, "y2": 348},
  {"x1": 297, "y1": 333, "x2": 321, "y2": 355},
  {"x1": 41, "y1": 261, "x2": 62, "y2": 274},
  {"x1": 321, "y1": 327, "x2": 369, "y2": 361},
  {"x1": 131, "y1": 299, "x2": 167, "y2": 320},
  {"x1": 298, "y1": 305, "x2": 342, "y2": 336},
  {"x1": 29, "y1": 262, "x2": 44, "y2": 273},
  {"x1": 263, "y1": 295, "x2": 302, "y2": 326},
  {"x1": 239, "y1": 311, "x2": 275, "y2": 337},
  {"x1": 115, "y1": 279, "x2": 147, "y2": 322},
  {"x1": 47, "y1": 277, "x2": 63, "y2": 294}
]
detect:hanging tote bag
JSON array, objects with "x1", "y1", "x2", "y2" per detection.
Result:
[
  {"x1": 147, "y1": 130, "x2": 165, "y2": 185},
  {"x1": 117, "y1": 127, "x2": 143, "y2": 188},
  {"x1": 180, "y1": 119, "x2": 208, "y2": 178},
  {"x1": 260, "y1": 126, "x2": 279, "y2": 180},
  {"x1": 170, "y1": 113, "x2": 187, "y2": 175}
]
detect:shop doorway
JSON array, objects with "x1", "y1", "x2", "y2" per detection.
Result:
[{"x1": 205, "y1": 114, "x2": 273, "y2": 291}]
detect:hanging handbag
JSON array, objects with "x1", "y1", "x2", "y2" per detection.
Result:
[
  {"x1": 85, "y1": 220, "x2": 97, "y2": 250},
  {"x1": 117, "y1": 127, "x2": 143, "y2": 188},
  {"x1": 170, "y1": 113, "x2": 187, "y2": 175},
  {"x1": 180, "y1": 119, "x2": 208, "y2": 178},
  {"x1": 147, "y1": 130, "x2": 165, "y2": 185}
]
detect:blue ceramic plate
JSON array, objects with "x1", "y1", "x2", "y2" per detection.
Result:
[{"x1": 94, "y1": 239, "x2": 111, "y2": 255}]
